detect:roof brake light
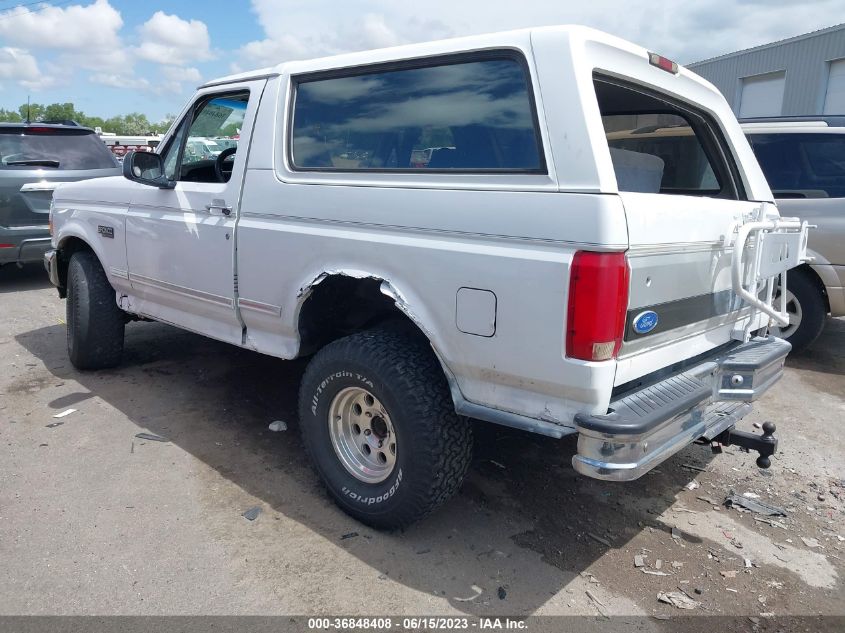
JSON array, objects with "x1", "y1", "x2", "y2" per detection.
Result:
[{"x1": 648, "y1": 52, "x2": 679, "y2": 74}]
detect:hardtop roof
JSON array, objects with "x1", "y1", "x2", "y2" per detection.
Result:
[{"x1": 199, "y1": 25, "x2": 652, "y2": 89}]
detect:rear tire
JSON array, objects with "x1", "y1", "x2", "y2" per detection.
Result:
[
  {"x1": 772, "y1": 269, "x2": 826, "y2": 353},
  {"x1": 298, "y1": 326, "x2": 472, "y2": 530},
  {"x1": 66, "y1": 251, "x2": 125, "y2": 370}
]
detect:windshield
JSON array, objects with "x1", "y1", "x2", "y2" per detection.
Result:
[
  {"x1": 0, "y1": 128, "x2": 118, "y2": 170},
  {"x1": 747, "y1": 132, "x2": 845, "y2": 198}
]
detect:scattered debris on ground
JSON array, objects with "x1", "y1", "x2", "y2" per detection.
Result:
[
  {"x1": 268, "y1": 420, "x2": 287, "y2": 432},
  {"x1": 340, "y1": 532, "x2": 358, "y2": 540},
  {"x1": 242, "y1": 506, "x2": 261, "y2": 521},
  {"x1": 585, "y1": 589, "x2": 609, "y2": 617},
  {"x1": 588, "y1": 532, "x2": 612, "y2": 547},
  {"x1": 454, "y1": 585, "x2": 483, "y2": 602},
  {"x1": 657, "y1": 591, "x2": 699, "y2": 610},
  {"x1": 725, "y1": 491, "x2": 787, "y2": 516},
  {"x1": 52, "y1": 408, "x2": 76, "y2": 418},
  {"x1": 135, "y1": 432, "x2": 169, "y2": 442},
  {"x1": 754, "y1": 516, "x2": 788, "y2": 529}
]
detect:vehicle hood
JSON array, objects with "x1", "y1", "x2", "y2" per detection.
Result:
[{"x1": 53, "y1": 175, "x2": 136, "y2": 205}]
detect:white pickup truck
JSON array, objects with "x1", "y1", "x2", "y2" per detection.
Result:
[{"x1": 45, "y1": 26, "x2": 809, "y2": 529}]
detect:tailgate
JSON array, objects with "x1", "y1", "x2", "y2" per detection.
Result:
[
  {"x1": 592, "y1": 74, "x2": 807, "y2": 385},
  {"x1": 617, "y1": 192, "x2": 765, "y2": 384}
]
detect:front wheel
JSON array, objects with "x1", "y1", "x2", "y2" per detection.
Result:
[
  {"x1": 298, "y1": 326, "x2": 472, "y2": 529},
  {"x1": 771, "y1": 269, "x2": 826, "y2": 353},
  {"x1": 66, "y1": 251, "x2": 125, "y2": 369}
]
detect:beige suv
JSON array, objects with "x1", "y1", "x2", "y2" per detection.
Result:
[{"x1": 743, "y1": 118, "x2": 845, "y2": 352}]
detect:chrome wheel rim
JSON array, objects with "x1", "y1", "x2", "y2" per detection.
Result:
[
  {"x1": 772, "y1": 288, "x2": 802, "y2": 339},
  {"x1": 328, "y1": 387, "x2": 397, "y2": 484}
]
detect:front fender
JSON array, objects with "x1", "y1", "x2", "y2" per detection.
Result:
[{"x1": 52, "y1": 198, "x2": 129, "y2": 292}]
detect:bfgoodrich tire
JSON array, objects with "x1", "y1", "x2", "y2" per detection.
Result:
[
  {"x1": 773, "y1": 269, "x2": 827, "y2": 354},
  {"x1": 66, "y1": 251, "x2": 125, "y2": 370},
  {"x1": 298, "y1": 326, "x2": 472, "y2": 530}
]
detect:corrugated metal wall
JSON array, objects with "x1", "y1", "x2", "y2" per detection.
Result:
[{"x1": 688, "y1": 24, "x2": 845, "y2": 116}]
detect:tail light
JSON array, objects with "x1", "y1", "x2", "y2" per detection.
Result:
[{"x1": 566, "y1": 251, "x2": 630, "y2": 361}]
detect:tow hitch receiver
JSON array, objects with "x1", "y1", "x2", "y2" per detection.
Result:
[{"x1": 713, "y1": 422, "x2": 778, "y2": 468}]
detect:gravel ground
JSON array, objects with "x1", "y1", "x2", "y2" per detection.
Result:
[{"x1": 1, "y1": 263, "x2": 843, "y2": 629}]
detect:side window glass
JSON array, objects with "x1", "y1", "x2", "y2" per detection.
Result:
[
  {"x1": 158, "y1": 92, "x2": 250, "y2": 183},
  {"x1": 601, "y1": 113, "x2": 721, "y2": 196},
  {"x1": 161, "y1": 117, "x2": 189, "y2": 181},
  {"x1": 291, "y1": 56, "x2": 543, "y2": 172},
  {"x1": 180, "y1": 94, "x2": 249, "y2": 182},
  {"x1": 748, "y1": 133, "x2": 845, "y2": 199}
]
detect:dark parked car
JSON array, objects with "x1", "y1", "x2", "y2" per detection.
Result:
[{"x1": 0, "y1": 123, "x2": 120, "y2": 267}]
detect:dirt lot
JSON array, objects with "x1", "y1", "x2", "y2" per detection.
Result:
[{"x1": 1, "y1": 263, "x2": 843, "y2": 629}]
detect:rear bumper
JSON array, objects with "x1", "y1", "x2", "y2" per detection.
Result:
[
  {"x1": 0, "y1": 233, "x2": 51, "y2": 265},
  {"x1": 572, "y1": 336, "x2": 791, "y2": 481}
]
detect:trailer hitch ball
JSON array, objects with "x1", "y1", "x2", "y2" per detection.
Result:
[
  {"x1": 730, "y1": 374, "x2": 744, "y2": 386},
  {"x1": 715, "y1": 421, "x2": 777, "y2": 469},
  {"x1": 756, "y1": 422, "x2": 777, "y2": 469}
]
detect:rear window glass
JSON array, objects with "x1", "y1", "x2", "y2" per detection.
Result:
[
  {"x1": 291, "y1": 56, "x2": 544, "y2": 172},
  {"x1": 595, "y1": 77, "x2": 733, "y2": 198},
  {"x1": 0, "y1": 128, "x2": 118, "y2": 170},
  {"x1": 746, "y1": 133, "x2": 845, "y2": 199}
]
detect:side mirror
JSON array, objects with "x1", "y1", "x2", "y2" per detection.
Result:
[{"x1": 123, "y1": 151, "x2": 175, "y2": 189}]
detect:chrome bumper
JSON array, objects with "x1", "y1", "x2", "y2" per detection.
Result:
[
  {"x1": 572, "y1": 336, "x2": 791, "y2": 481},
  {"x1": 44, "y1": 249, "x2": 61, "y2": 287}
]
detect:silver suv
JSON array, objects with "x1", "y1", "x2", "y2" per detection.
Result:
[
  {"x1": 0, "y1": 123, "x2": 120, "y2": 268},
  {"x1": 742, "y1": 117, "x2": 845, "y2": 351}
]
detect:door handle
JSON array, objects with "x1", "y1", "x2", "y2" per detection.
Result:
[{"x1": 205, "y1": 199, "x2": 232, "y2": 216}]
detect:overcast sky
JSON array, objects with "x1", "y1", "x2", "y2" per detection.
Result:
[{"x1": 0, "y1": 0, "x2": 843, "y2": 119}]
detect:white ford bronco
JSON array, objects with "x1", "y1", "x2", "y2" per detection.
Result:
[{"x1": 45, "y1": 26, "x2": 809, "y2": 529}]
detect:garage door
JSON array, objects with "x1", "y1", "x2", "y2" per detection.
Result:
[
  {"x1": 823, "y1": 58, "x2": 845, "y2": 114},
  {"x1": 739, "y1": 71, "x2": 786, "y2": 118}
]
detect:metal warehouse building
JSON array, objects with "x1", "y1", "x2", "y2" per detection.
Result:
[{"x1": 688, "y1": 23, "x2": 845, "y2": 118}]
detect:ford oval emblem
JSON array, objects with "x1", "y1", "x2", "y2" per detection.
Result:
[{"x1": 633, "y1": 310, "x2": 659, "y2": 335}]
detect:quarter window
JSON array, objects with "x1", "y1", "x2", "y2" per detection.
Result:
[
  {"x1": 595, "y1": 76, "x2": 737, "y2": 198},
  {"x1": 291, "y1": 56, "x2": 544, "y2": 172},
  {"x1": 602, "y1": 113, "x2": 721, "y2": 195}
]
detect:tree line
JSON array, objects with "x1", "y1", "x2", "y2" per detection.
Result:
[{"x1": 0, "y1": 102, "x2": 175, "y2": 136}]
